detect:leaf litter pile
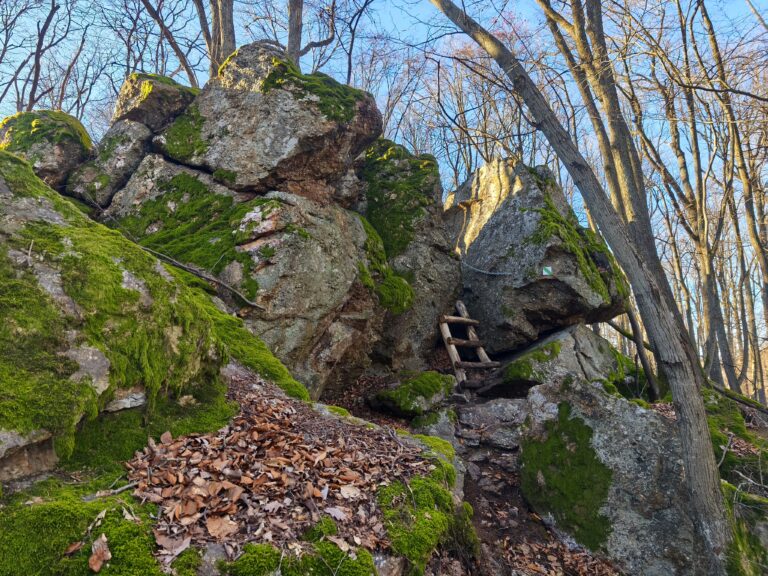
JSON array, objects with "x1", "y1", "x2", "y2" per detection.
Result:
[{"x1": 126, "y1": 368, "x2": 436, "y2": 564}]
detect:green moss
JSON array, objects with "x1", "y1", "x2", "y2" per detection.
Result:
[
  {"x1": 412, "y1": 434, "x2": 455, "y2": 461},
  {"x1": 411, "y1": 409, "x2": 457, "y2": 429},
  {"x1": 378, "y1": 474, "x2": 454, "y2": 575},
  {"x1": 0, "y1": 152, "x2": 307, "y2": 460},
  {"x1": 172, "y1": 548, "x2": 203, "y2": 576},
  {"x1": 528, "y1": 192, "x2": 629, "y2": 301},
  {"x1": 723, "y1": 482, "x2": 768, "y2": 576},
  {"x1": 222, "y1": 541, "x2": 377, "y2": 576},
  {"x1": 520, "y1": 402, "x2": 613, "y2": 551},
  {"x1": 162, "y1": 105, "x2": 208, "y2": 162},
  {"x1": 503, "y1": 342, "x2": 561, "y2": 384},
  {"x1": 98, "y1": 134, "x2": 125, "y2": 162},
  {"x1": 0, "y1": 480, "x2": 163, "y2": 576},
  {"x1": 303, "y1": 517, "x2": 338, "y2": 543},
  {"x1": 213, "y1": 168, "x2": 238, "y2": 185},
  {"x1": 358, "y1": 217, "x2": 414, "y2": 314},
  {"x1": 210, "y1": 309, "x2": 310, "y2": 401},
  {"x1": 326, "y1": 405, "x2": 351, "y2": 418},
  {"x1": 217, "y1": 49, "x2": 239, "y2": 76},
  {"x1": 0, "y1": 245, "x2": 93, "y2": 456},
  {"x1": 703, "y1": 387, "x2": 765, "y2": 479},
  {"x1": 116, "y1": 173, "x2": 283, "y2": 301},
  {"x1": 0, "y1": 110, "x2": 92, "y2": 157},
  {"x1": 359, "y1": 139, "x2": 439, "y2": 257},
  {"x1": 374, "y1": 371, "x2": 454, "y2": 417},
  {"x1": 261, "y1": 58, "x2": 367, "y2": 123}
]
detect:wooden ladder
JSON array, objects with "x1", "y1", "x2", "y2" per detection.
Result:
[{"x1": 439, "y1": 300, "x2": 500, "y2": 387}]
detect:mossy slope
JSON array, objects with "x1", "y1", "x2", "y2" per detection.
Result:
[
  {"x1": 0, "y1": 151, "x2": 307, "y2": 459},
  {"x1": 358, "y1": 216, "x2": 414, "y2": 314}
]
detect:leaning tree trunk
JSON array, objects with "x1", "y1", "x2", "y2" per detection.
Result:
[{"x1": 426, "y1": 1, "x2": 731, "y2": 573}]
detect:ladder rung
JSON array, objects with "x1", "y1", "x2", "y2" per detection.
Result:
[
  {"x1": 447, "y1": 337, "x2": 484, "y2": 348},
  {"x1": 454, "y1": 360, "x2": 501, "y2": 370},
  {"x1": 441, "y1": 315, "x2": 480, "y2": 326}
]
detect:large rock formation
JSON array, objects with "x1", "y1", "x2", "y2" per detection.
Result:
[
  {"x1": 156, "y1": 42, "x2": 382, "y2": 203},
  {"x1": 481, "y1": 324, "x2": 635, "y2": 398},
  {"x1": 0, "y1": 150, "x2": 307, "y2": 481},
  {"x1": 446, "y1": 158, "x2": 626, "y2": 354},
  {"x1": 522, "y1": 379, "x2": 700, "y2": 575},
  {"x1": 0, "y1": 110, "x2": 92, "y2": 189}
]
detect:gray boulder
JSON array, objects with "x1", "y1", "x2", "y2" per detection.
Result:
[
  {"x1": 156, "y1": 41, "x2": 382, "y2": 204},
  {"x1": 456, "y1": 399, "x2": 528, "y2": 451},
  {"x1": 0, "y1": 110, "x2": 92, "y2": 189},
  {"x1": 240, "y1": 192, "x2": 386, "y2": 398},
  {"x1": 105, "y1": 154, "x2": 390, "y2": 398},
  {"x1": 66, "y1": 119, "x2": 152, "y2": 207},
  {"x1": 521, "y1": 379, "x2": 700, "y2": 575},
  {"x1": 481, "y1": 324, "x2": 624, "y2": 398},
  {"x1": 112, "y1": 73, "x2": 198, "y2": 132},
  {"x1": 447, "y1": 158, "x2": 626, "y2": 354}
]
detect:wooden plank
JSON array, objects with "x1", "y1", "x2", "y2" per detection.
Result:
[
  {"x1": 454, "y1": 360, "x2": 502, "y2": 370},
  {"x1": 441, "y1": 315, "x2": 480, "y2": 326},
  {"x1": 439, "y1": 322, "x2": 466, "y2": 384},
  {"x1": 447, "y1": 337, "x2": 484, "y2": 348},
  {"x1": 455, "y1": 301, "x2": 493, "y2": 363}
]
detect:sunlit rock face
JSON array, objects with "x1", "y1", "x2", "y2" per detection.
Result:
[{"x1": 445, "y1": 158, "x2": 626, "y2": 354}]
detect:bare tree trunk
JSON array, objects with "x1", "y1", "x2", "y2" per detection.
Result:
[
  {"x1": 286, "y1": 0, "x2": 303, "y2": 65},
  {"x1": 426, "y1": 2, "x2": 731, "y2": 572},
  {"x1": 627, "y1": 307, "x2": 660, "y2": 400}
]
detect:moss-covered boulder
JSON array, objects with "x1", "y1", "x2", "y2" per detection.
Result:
[
  {"x1": 484, "y1": 324, "x2": 630, "y2": 398},
  {"x1": 370, "y1": 371, "x2": 455, "y2": 418},
  {"x1": 0, "y1": 150, "x2": 307, "y2": 482},
  {"x1": 522, "y1": 378, "x2": 700, "y2": 575},
  {"x1": 112, "y1": 72, "x2": 198, "y2": 132},
  {"x1": 103, "y1": 154, "x2": 390, "y2": 399},
  {"x1": 66, "y1": 119, "x2": 152, "y2": 207},
  {"x1": 359, "y1": 139, "x2": 461, "y2": 371},
  {"x1": 157, "y1": 41, "x2": 382, "y2": 203},
  {"x1": 0, "y1": 110, "x2": 92, "y2": 189},
  {"x1": 445, "y1": 158, "x2": 627, "y2": 354}
]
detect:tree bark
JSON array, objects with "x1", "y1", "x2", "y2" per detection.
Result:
[
  {"x1": 427, "y1": 1, "x2": 731, "y2": 572},
  {"x1": 287, "y1": 0, "x2": 304, "y2": 65}
]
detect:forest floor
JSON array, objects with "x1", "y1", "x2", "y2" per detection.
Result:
[{"x1": 326, "y1": 369, "x2": 624, "y2": 576}]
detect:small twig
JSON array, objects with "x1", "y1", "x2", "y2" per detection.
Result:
[
  {"x1": 733, "y1": 469, "x2": 768, "y2": 490},
  {"x1": 81, "y1": 481, "x2": 138, "y2": 502},
  {"x1": 717, "y1": 433, "x2": 733, "y2": 468},
  {"x1": 25, "y1": 239, "x2": 34, "y2": 267}
]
